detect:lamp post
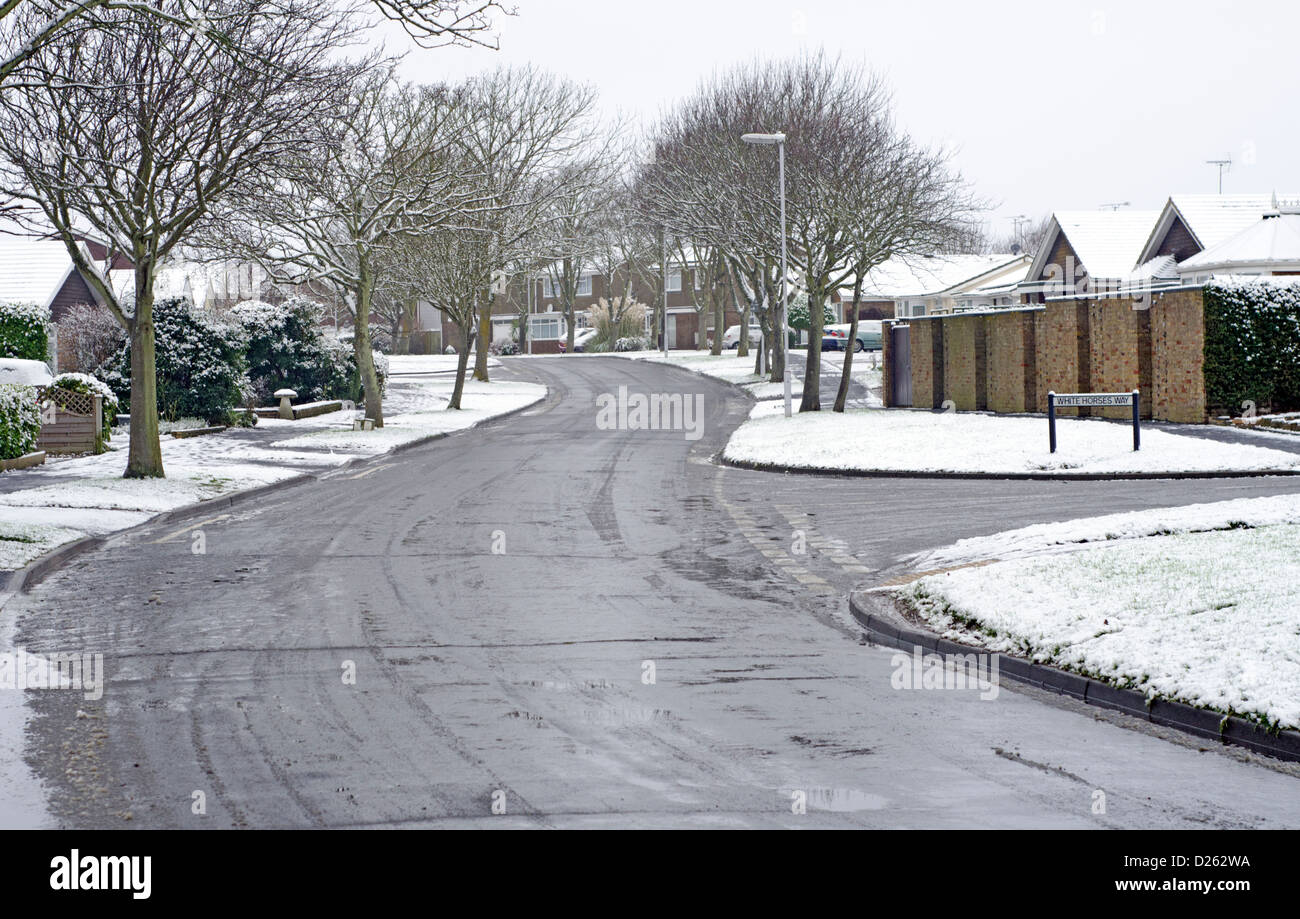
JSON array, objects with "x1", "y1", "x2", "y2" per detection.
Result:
[{"x1": 741, "y1": 131, "x2": 791, "y2": 417}]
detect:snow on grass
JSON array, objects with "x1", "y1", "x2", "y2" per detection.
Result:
[
  {"x1": 620, "y1": 349, "x2": 881, "y2": 404},
  {"x1": 909, "y1": 492, "x2": 1300, "y2": 570},
  {"x1": 723, "y1": 408, "x2": 1300, "y2": 476},
  {"x1": 900, "y1": 523, "x2": 1300, "y2": 731},
  {"x1": 270, "y1": 380, "x2": 543, "y2": 453},
  {"x1": 0, "y1": 520, "x2": 85, "y2": 570},
  {"x1": 0, "y1": 374, "x2": 545, "y2": 569},
  {"x1": 386, "y1": 354, "x2": 497, "y2": 374}
]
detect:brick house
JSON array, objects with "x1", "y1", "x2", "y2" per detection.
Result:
[{"x1": 850, "y1": 253, "x2": 1031, "y2": 318}]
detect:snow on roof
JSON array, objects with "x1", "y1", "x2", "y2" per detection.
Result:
[
  {"x1": 0, "y1": 232, "x2": 81, "y2": 308},
  {"x1": 1135, "y1": 194, "x2": 1300, "y2": 265},
  {"x1": 852, "y1": 253, "x2": 1028, "y2": 299},
  {"x1": 1041, "y1": 210, "x2": 1160, "y2": 281},
  {"x1": 1124, "y1": 254, "x2": 1181, "y2": 285},
  {"x1": 1180, "y1": 213, "x2": 1300, "y2": 271}
]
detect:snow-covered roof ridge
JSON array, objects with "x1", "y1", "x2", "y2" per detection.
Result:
[
  {"x1": 1040, "y1": 210, "x2": 1161, "y2": 281},
  {"x1": 1136, "y1": 193, "x2": 1300, "y2": 265},
  {"x1": 853, "y1": 252, "x2": 1028, "y2": 298}
]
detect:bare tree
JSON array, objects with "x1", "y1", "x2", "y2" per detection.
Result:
[
  {"x1": 0, "y1": 0, "x2": 356, "y2": 477},
  {"x1": 455, "y1": 66, "x2": 604, "y2": 381},
  {"x1": 207, "y1": 71, "x2": 471, "y2": 428},
  {"x1": 0, "y1": 0, "x2": 510, "y2": 87},
  {"x1": 643, "y1": 52, "x2": 980, "y2": 411}
]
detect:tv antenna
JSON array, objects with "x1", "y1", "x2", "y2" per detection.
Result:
[
  {"x1": 1206, "y1": 156, "x2": 1232, "y2": 193},
  {"x1": 1100, "y1": 201, "x2": 1130, "y2": 211}
]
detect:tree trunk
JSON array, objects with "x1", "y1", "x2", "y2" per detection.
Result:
[
  {"x1": 834, "y1": 290, "x2": 863, "y2": 413},
  {"x1": 734, "y1": 280, "x2": 749, "y2": 359},
  {"x1": 124, "y1": 274, "x2": 164, "y2": 479},
  {"x1": 473, "y1": 291, "x2": 491, "y2": 382},
  {"x1": 799, "y1": 285, "x2": 824, "y2": 412},
  {"x1": 449, "y1": 320, "x2": 472, "y2": 409},
  {"x1": 354, "y1": 265, "x2": 384, "y2": 427},
  {"x1": 710, "y1": 289, "x2": 724, "y2": 356}
]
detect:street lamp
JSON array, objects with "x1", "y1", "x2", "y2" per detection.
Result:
[{"x1": 741, "y1": 131, "x2": 792, "y2": 418}]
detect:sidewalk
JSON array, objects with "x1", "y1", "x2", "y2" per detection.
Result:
[{"x1": 0, "y1": 356, "x2": 543, "y2": 572}]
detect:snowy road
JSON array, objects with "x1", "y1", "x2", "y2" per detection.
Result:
[{"x1": 8, "y1": 355, "x2": 1300, "y2": 828}]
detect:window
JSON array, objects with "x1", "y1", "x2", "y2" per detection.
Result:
[
  {"x1": 694, "y1": 269, "x2": 703, "y2": 290},
  {"x1": 577, "y1": 274, "x2": 592, "y2": 297},
  {"x1": 666, "y1": 268, "x2": 682, "y2": 292},
  {"x1": 542, "y1": 276, "x2": 555, "y2": 299},
  {"x1": 911, "y1": 302, "x2": 926, "y2": 317},
  {"x1": 529, "y1": 315, "x2": 562, "y2": 340}
]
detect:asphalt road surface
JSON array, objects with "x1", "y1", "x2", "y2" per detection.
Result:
[{"x1": 9, "y1": 356, "x2": 1300, "y2": 828}]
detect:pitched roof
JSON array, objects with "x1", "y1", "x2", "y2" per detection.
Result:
[
  {"x1": 1027, "y1": 210, "x2": 1160, "y2": 284},
  {"x1": 1179, "y1": 212, "x2": 1300, "y2": 272},
  {"x1": 0, "y1": 233, "x2": 93, "y2": 309},
  {"x1": 854, "y1": 253, "x2": 1028, "y2": 299},
  {"x1": 1136, "y1": 194, "x2": 1300, "y2": 264}
]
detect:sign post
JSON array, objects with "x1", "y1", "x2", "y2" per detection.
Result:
[{"x1": 1048, "y1": 390, "x2": 1141, "y2": 453}]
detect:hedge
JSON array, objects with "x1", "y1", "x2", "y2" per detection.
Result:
[
  {"x1": 0, "y1": 384, "x2": 40, "y2": 460},
  {"x1": 99, "y1": 297, "x2": 250, "y2": 425},
  {"x1": 1203, "y1": 279, "x2": 1300, "y2": 415},
  {"x1": 0, "y1": 301, "x2": 51, "y2": 361}
]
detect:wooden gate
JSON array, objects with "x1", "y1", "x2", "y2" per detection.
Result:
[{"x1": 36, "y1": 387, "x2": 103, "y2": 455}]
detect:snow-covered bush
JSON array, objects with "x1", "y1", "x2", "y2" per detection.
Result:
[
  {"x1": 57, "y1": 302, "x2": 125, "y2": 372},
  {"x1": 587, "y1": 298, "x2": 646, "y2": 352},
  {"x1": 100, "y1": 297, "x2": 248, "y2": 425},
  {"x1": 614, "y1": 336, "x2": 648, "y2": 352},
  {"x1": 499, "y1": 341, "x2": 520, "y2": 355},
  {"x1": 52, "y1": 372, "x2": 118, "y2": 441},
  {"x1": 0, "y1": 301, "x2": 51, "y2": 361},
  {"x1": 0, "y1": 384, "x2": 40, "y2": 460},
  {"x1": 1203, "y1": 279, "x2": 1300, "y2": 414},
  {"x1": 229, "y1": 297, "x2": 346, "y2": 404}
]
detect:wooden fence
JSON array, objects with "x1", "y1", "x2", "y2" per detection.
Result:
[{"x1": 36, "y1": 386, "x2": 103, "y2": 455}]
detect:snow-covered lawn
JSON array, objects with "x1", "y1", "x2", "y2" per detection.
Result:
[
  {"x1": 724, "y1": 408, "x2": 1300, "y2": 476},
  {"x1": 900, "y1": 522, "x2": 1300, "y2": 731},
  {"x1": 908, "y1": 492, "x2": 1300, "y2": 570},
  {"x1": 0, "y1": 365, "x2": 544, "y2": 570},
  {"x1": 622, "y1": 348, "x2": 882, "y2": 404}
]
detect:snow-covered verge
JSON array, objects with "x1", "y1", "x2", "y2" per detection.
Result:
[
  {"x1": 621, "y1": 349, "x2": 883, "y2": 404},
  {"x1": 908, "y1": 492, "x2": 1300, "y2": 570},
  {"x1": 899, "y1": 523, "x2": 1300, "y2": 732},
  {"x1": 0, "y1": 362, "x2": 544, "y2": 570},
  {"x1": 723, "y1": 408, "x2": 1300, "y2": 476}
]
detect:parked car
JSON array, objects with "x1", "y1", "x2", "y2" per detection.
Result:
[
  {"x1": 0, "y1": 358, "x2": 55, "y2": 386},
  {"x1": 571, "y1": 327, "x2": 598, "y2": 352},
  {"x1": 723, "y1": 324, "x2": 763, "y2": 349},
  {"x1": 821, "y1": 321, "x2": 882, "y2": 352}
]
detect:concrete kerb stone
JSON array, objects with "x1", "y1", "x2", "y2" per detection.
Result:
[
  {"x1": 1, "y1": 391, "x2": 547, "y2": 595},
  {"x1": 721, "y1": 455, "x2": 1300, "y2": 482},
  {"x1": 848, "y1": 589, "x2": 1300, "y2": 764}
]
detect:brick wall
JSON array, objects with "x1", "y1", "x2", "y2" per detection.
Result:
[
  {"x1": 883, "y1": 289, "x2": 1210, "y2": 423},
  {"x1": 942, "y1": 315, "x2": 979, "y2": 411},
  {"x1": 909, "y1": 319, "x2": 941, "y2": 409},
  {"x1": 985, "y1": 310, "x2": 1039, "y2": 413},
  {"x1": 1149, "y1": 289, "x2": 1206, "y2": 423}
]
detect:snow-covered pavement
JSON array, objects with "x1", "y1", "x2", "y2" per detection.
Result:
[
  {"x1": 621, "y1": 348, "x2": 884, "y2": 406},
  {"x1": 0, "y1": 357, "x2": 544, "y2": 571},
  {"x1": 724, "y1": 406, "x2": 1300, "y2": 476}
]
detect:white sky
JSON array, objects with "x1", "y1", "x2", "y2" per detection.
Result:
[{"x1": 385, "y1": 0, "x2": 1299, "y2": 237}]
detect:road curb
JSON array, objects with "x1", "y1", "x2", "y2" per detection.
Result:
[
  {"x1": 721, "y1": 455, "x2": 1300, "y2": 481},
  {"x1": 0, "y1": 390, "x2": 547, "y2": 595},
  {"x1": 847, "y1": 589, "x2": 1300, "y2": 763}
]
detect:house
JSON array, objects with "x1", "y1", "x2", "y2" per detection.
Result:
[
  {"x1": 424, "y1": 253, "x2": 742, "y2": 354},
  {"x1": 852, "y1": 253, "x2": 1031, "y2": 318},
  {"x1": 0, "y1": 229, "x2": 120, "y2": 371},
  {"x1": 1016, "y1": 210, "x2": 1159, "y2": 302},
  {"x1": 1177, "y1": 203, "x2": 1300, "y2": 283}
]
